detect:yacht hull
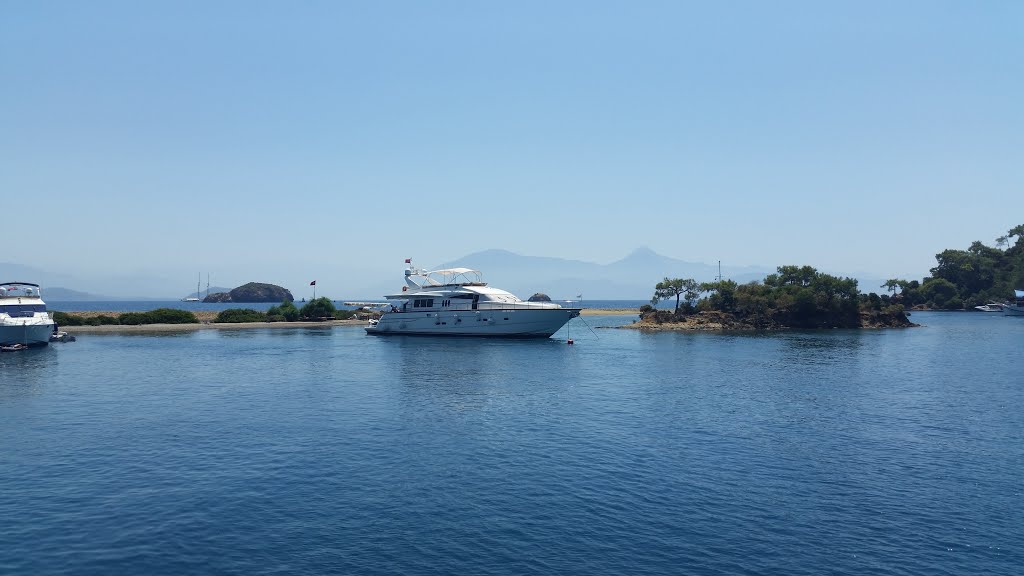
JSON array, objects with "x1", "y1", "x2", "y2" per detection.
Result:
[
  {"x1": 1004, "y1": 305, "x2": 1024, "y2": 316},
  {"x1": 366, "y1": 308, "x2": 580, "y2": 338},
  {"x1": 0, "y1": 322, "x2": 54, "y2": 347}
]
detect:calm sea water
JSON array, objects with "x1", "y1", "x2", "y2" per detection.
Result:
[{"x1": 1, "y1": 312, "x2": 1021, "y2": 575}]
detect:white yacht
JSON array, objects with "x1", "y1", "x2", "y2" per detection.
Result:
[
  {"x1": 0, "y1": 282, "x2": 56, "y2": 347},
  {"x1": 366, "y1": 260, "x2": 580, "y2": 337},
  {"x1": 1004, "y1": 290, "x2": 1024, "y2": 317}
]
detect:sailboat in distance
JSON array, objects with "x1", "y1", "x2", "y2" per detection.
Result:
[{"x1": 182, "y1": 273, "x2": 201, "y2": 302}]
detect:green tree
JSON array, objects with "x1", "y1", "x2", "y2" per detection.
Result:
[
  {"x1": 1008, "y1": 224, "x2": 1024, "y2": 246},
  {"x1": 921, "y1": 278, "x2": 958, "y2": 308},
  {"x1": 930, "y1": 246, "x2": 997, "y2": 298},
  {"x1": 768, "y1": 265, "x2": 818, "y2": 288},
  {"x1": 299, "y1": 297, "x2": 337, "y2": 319},
  {"x1": 652, "y1": 277, "x2": 699, "y2": 313},
  {"x1": 881, "y1": 279, "x2": 902, "y2": 296},
  {"x1": 699, "y1": 279, "x2": 738, "y2": 312},
  {"x1": 267, "y1": 300, "x2": 300, "y2": 322}
]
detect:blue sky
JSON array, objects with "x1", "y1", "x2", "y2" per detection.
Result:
[{"x1": 2, "y1": 1, "x2": 1021, "y2": 297}]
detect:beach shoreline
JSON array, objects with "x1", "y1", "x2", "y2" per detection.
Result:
[{"x1": 58, "y1": 308, "x2": 638, "y2": 334}]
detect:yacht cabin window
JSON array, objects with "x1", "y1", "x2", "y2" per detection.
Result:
[{"x1": 1, "y1": 304, "x2": 46, "y2": 316}]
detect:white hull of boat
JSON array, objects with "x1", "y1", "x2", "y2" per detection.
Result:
[
  {"x1": 366, "y1": 308, "x2": 580, "y2": 337},
  {"x1": 0, "y1": 322, "x2": 54, "y2": 346}
]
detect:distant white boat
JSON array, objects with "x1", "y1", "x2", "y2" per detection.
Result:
[
  {"x1": 182, "y1": 273, "x2": 202, "y2": 301},
  {"x1": 366, "y1": 259, "x2": 580, "y2": 337},
  {"x1": 0, "y1": 282, "x2": 56, "y2": 347},
  {"x1": 974, "y1": 303, "x2": 1003, "y2": 312}
]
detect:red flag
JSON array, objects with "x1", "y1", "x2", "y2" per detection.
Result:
[
  {"x1": 310, "y1": 280, "x2": 316, "y2": 286},
  {"x1": 405, "y1": 258, "x2": 411, "y2": 264}
]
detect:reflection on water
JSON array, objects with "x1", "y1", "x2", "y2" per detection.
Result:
[
  {"x1": 389, "y1": 336, "x2": 572, "y2": 412},
  {"x1": 0, "y1": 346, "x2": 57, "y2": 398},
  {"x1": 777, "y1": 330, "x2": 866, "y2": 367}
]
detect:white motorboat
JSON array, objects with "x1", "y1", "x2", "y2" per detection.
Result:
[
  {"x1": 974, "y1": 303, "x2": 1004, "y2": 312},
  {"x1": 0, "y1": 282, "x2": 56, "y2": 347},
  {"x1": 365, "y1": 260, "x2": 580, "y2": 337},
  {"x1": 1004, "y1": 290, "x2": 1024, "y2": 317}
]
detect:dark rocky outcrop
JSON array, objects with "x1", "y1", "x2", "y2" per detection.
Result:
[
  {"x1": 527, "y1": 293, "x2": 552, "y2": 302},
  {"x1": 203, "y1": 282, "x2": 294, "y2": 303}
]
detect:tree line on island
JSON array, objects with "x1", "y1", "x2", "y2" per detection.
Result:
[
  {"x1": 642, "y1": 267, "x2": 904, "y2": 329},
  {"x1": 642, "y1": 224, "x2": 1024, "y2": 328},
  {"x1": 880, "y1": 224, "x2": 1024, "y2": 310}
]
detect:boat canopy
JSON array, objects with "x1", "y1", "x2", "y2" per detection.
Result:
[
  {"x1": 418, "y1": 268, "x2": 485, "y2": 286},
  {"x1": 1015, "y1": 290, "x2": 1024, "y2": 298}
]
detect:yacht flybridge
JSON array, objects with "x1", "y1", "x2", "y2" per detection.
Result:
[
  {"x1": 0, "y1": 282, "x2": 56, "y2": 347},
  {"x1": 365, "y1": 260, "x2": 580, "y2": 337}
]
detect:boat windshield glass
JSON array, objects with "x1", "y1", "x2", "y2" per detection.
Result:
[{"x1": 1, "y1": 304, "x2": 46, "y2": 317}]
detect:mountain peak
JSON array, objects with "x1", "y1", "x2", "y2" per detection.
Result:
[
  {"x1": 616, "y1": 246, "x2": 672, "y2": 264},
  {"x1": 626, "y1": 246, "x2": 659, "y2": 258}
]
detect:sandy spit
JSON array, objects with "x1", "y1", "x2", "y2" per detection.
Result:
[
  {"x1": 62, "y1": 319, "x2": 366, "y2": 334},
  {"x1": 57, "y1": 308, "x2": 637, "y2": 334},
  {"x1": 580, "y1": 308, "x2": 636, "y2": 316}
]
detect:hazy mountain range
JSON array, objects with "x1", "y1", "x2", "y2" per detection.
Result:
[
  {"x1": 434, "y1": 248, "x2": 775, "y2": 301},
  {"x1": 3, "y1": 248, "x2": 891, "y2": 301}
]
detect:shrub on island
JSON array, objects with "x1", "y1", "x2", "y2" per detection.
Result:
[
  {"x1": 53, "y1": 311, "x2": 84, "y2": 326},
  {"x1": 266, "y1": 301, "x2": 300, "y2": 322},
  {"x1": 299, "y1": 297, "x2": 337, "y2": 320},
  {"x1": 88, "y1": 315, "x2": 120, "y2": 326},
  {"x1": 53, "y1": 311, "x2": 78, "y2": 326},
  {"x1": 214, "y1": 308, "x2": 267, "y2": 323},
  {"x1": 118, "y1": 308, "x2": 199, "y2": 325},
  {"x1": 53, "y1": 312, "x2": 135, "y2": 326}
]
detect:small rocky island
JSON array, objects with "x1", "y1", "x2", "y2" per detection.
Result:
[
  {"x1": 627, "y1": 266, "x2": 918, "y2": 331},
  {"x1": 627, "y1": 308, "x2": 916, "y2": 331},
  {"x1": 527, "y1": 293, "x2": 552, "y2": 302},
  {"x1": 204, "y1": 282, "x2": 294, "y2": 303}
]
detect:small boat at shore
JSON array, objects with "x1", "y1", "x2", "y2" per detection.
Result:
[
  {"x1": 366, "y1": 259, "x2": 580, "y2": 337},
  {"x1": 0, "y1": 282, "x2": 56, "y2": 347},
  {"x1": 974, "y1": 303, "x2": 1004, "y2": 312}
]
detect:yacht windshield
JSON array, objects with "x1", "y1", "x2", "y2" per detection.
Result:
[{"x1": 2, "y1": 304, "x2": 46, "y2": 317}]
